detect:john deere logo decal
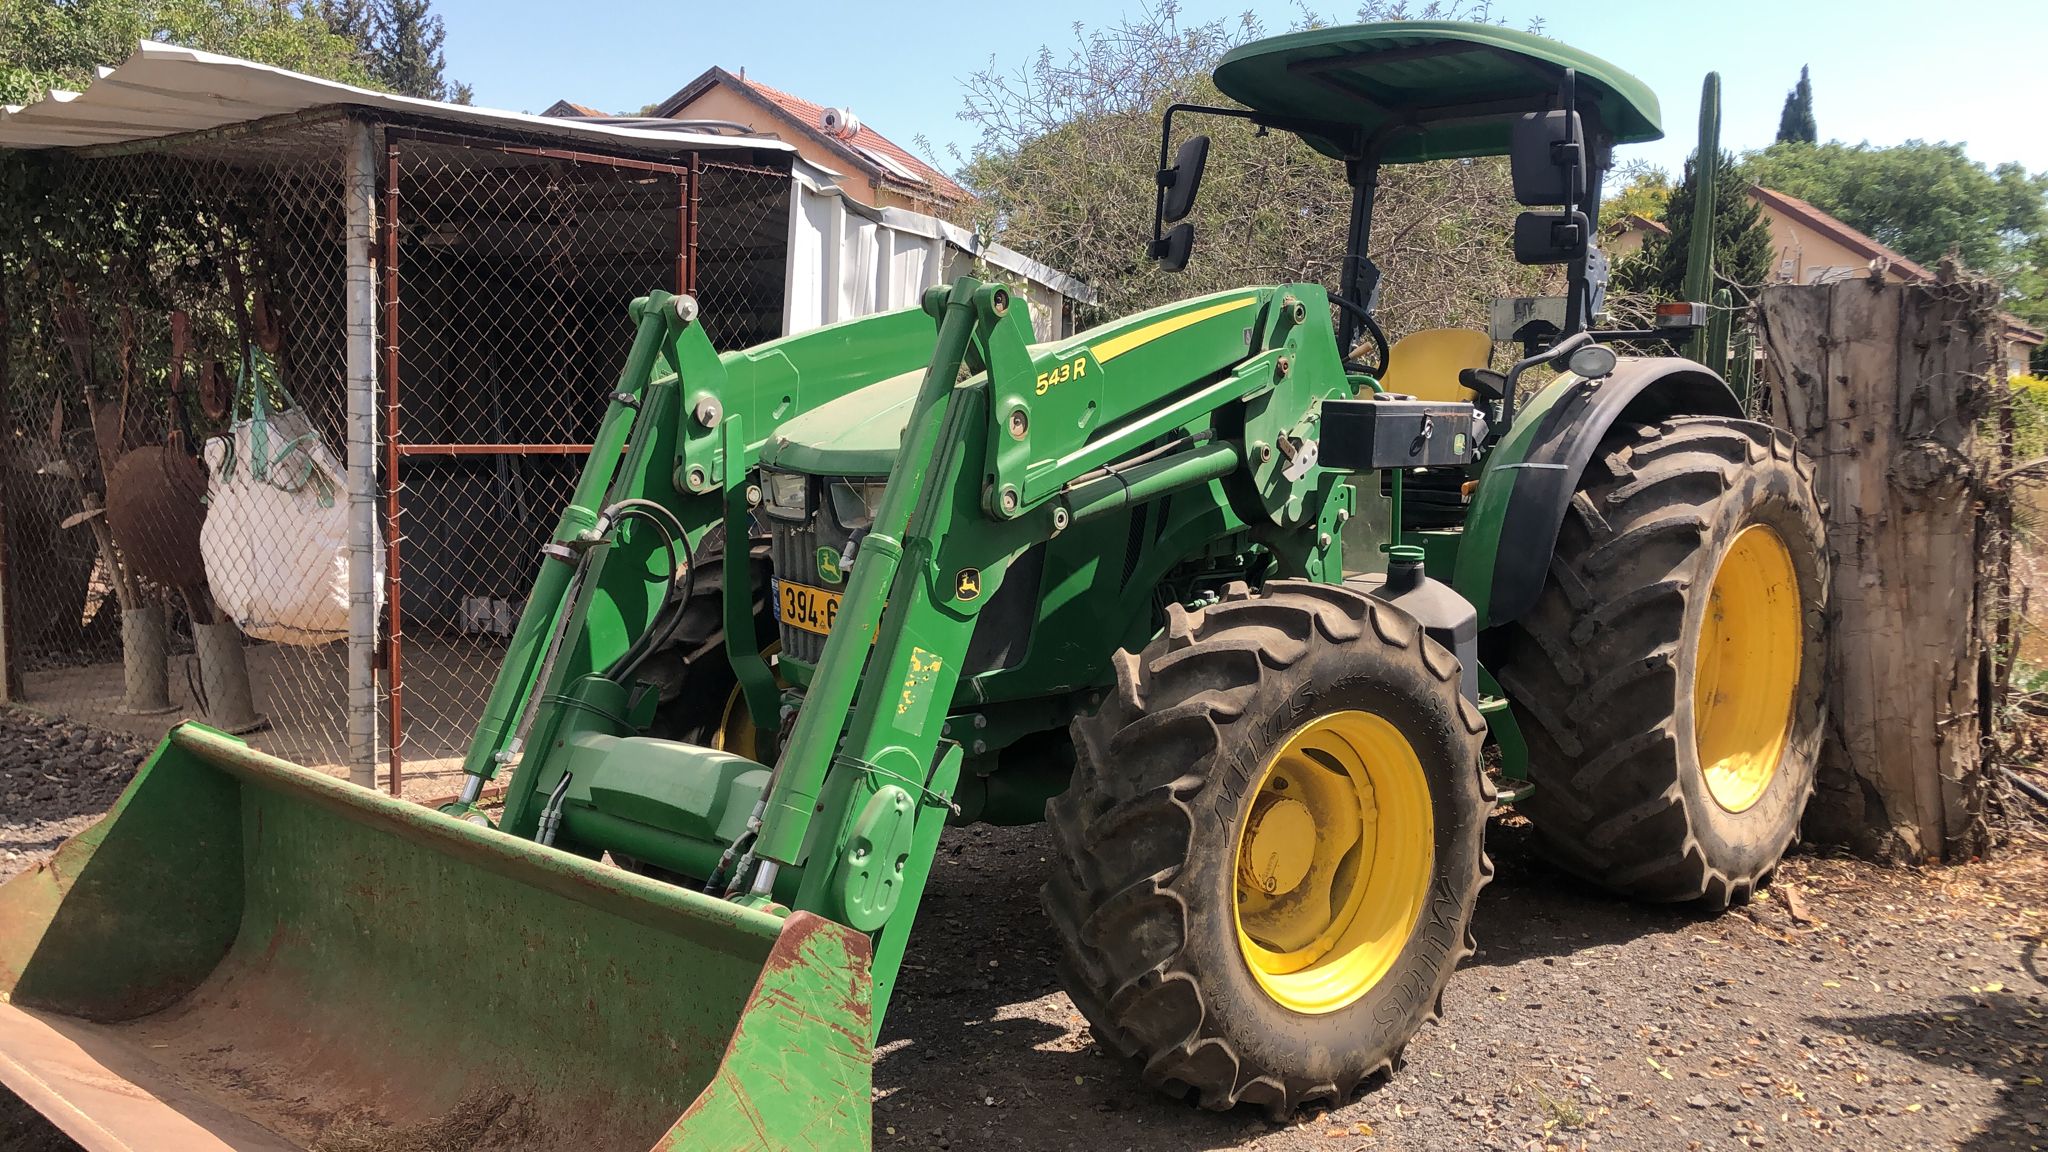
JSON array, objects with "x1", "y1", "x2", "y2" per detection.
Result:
[
  {"x1": 816, "y1": 546, "x2": 844, "y2": 585},
  {"x1": 955, "y1": 568, "x2": 982, "y2": 602}
]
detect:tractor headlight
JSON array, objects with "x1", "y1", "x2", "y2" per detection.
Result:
[
  {"x1": 827, "y1": 477, "x2": 889, "y2": 528},
  {"x1": 761, "y1": 470, "x2": 810, "y2": 520}
]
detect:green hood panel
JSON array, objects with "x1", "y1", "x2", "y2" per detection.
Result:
[
  {"x1": 762, "y1": 341, "x2": 1056, "y2": 476},
  {"x1": 760, "y1": 368, "x2": 924, "y2": 476}
]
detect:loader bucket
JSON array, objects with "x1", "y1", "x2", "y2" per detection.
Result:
[{"x1": 0, "y1": 724, "x2": 873, "y2": 1152}]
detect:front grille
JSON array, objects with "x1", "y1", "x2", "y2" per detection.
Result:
[
  {"x1": 768, "y1": 518, "x2": 826, "y2": 664},
  {"x1": 766, "y1": 487, "x2": 856, "y2": 666}
]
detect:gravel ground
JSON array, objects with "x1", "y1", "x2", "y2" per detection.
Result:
[
  {"x1": 1, "y1": 707, "x2": 2043, "y2": 1151},
  {"x1": 877, "y1": 821, "x2": 2047, "y2": 1152},
  {"x1": 0, "y1": 709, "x2": 149, "y2": 883}
]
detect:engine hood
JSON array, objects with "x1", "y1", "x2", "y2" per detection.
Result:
[
  {"x1": 759, "y1": 337, "x2": 1060, "y2": 476},
  {"x1": 758, "y1": 368, "x2": 923, "y2": 477}
]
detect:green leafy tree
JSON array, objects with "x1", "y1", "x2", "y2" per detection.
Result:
[
  {"x1": 1614, "y1": 149, "x2": 1773, "y2": 302},
  {"x1": 1741, "y1": 140, "x2": 2047, "y2": 282},
  {"x1": 314, "y1": 0, "x2": 372, "y2": 52},
  {"x1": 1605, "y1": 161, "x2": 1672, "y2": 223},
  {"x1": 2013, "y1": 233, "x2": 2048, "y2": 372},
  {"x1": 0, "y1": 0, "x2": 373, "y2": 103},
  {"x1": 955, "y1": 2, "x2": 1547, "y2": 339},
  {"x1": 1774, "y1": 65, "x2": 1816, "y2": 145}
]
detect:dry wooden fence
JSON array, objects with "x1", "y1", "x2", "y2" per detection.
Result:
[{"x1": 1755, "y1": 276, "x2": 2005, "y2": 864}]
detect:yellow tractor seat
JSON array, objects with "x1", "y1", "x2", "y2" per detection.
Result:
[{"x1": 1377, "y1": 328, "x2": 1495, "y2": 402}]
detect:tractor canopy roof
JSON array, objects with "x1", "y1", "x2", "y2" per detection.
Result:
[{"x1": 1212, "y1": 21, "x2": 1662, "y2": 164}]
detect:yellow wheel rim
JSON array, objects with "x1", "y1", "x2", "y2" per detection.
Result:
[
  {"x1": 712, "y1": 642, "x2": 780, "y2": 761},
  {"x1": 1693, "y1": 524, "x2": 1801, "y2": 813},
  {"x1": 1233, "y1": 710, "x2": 1434, "y2": 1015}
]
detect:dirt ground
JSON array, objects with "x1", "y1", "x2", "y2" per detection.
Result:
[
  {"x1": 3, "y1": 708, "x2": 2045, "y2": 1152},
  {"x1": 15, "y1": 634, "x2": 505, "y2": 800}
]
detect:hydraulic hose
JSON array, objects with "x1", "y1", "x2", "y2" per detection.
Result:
[{"x1": 598, "y1": 497, "x2": 697, "y2": 686}]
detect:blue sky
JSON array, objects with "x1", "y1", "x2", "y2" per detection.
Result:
[{"x1": 435, "y1": 0, "x2": 2045, "y2": 181}]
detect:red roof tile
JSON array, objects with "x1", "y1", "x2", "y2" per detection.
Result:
[
  {"x1": 739, "y1": 76, "x2": 968, "y2": 202},
  {"x1": 1749, "y1": 185, "x2": 2044, "y2": 347},
  {"x1": 657, "y1": 68, "x2": 968, "y2": 204},
  {"x1": 1748, "y1": 185, "x2": 1934, "y2": 283}
]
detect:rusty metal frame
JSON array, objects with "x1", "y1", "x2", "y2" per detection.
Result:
[
  {"x1": 377, "y1": 131, "x2": 720, "y2": 799},
  {"x1": 396, "y1": 444, "x2": 597, "y2": 456}
]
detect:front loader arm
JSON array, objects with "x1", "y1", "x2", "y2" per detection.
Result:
[
  {"x1": 456, "y1": 295, "x2": 939, "y2": 813},
  {"x1": 745, "y1": 278, "x2": 1362, "y2": 1030}
]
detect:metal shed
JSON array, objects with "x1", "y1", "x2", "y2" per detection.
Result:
[{"x1": 0, "y1": 44, "x2": 1092, "y2": 795}]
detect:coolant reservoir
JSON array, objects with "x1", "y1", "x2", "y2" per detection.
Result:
[{"x1": 1352, "y1": 545, "x2": 1478, "y2": 703}]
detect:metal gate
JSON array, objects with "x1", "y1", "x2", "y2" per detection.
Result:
[{"x1": 379, "y1": 134, "x2": 789, "y2": 796}]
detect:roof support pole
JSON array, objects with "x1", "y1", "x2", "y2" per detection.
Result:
[{"x1": 344, "y1": 115, "x2": 381, "y2": 789}]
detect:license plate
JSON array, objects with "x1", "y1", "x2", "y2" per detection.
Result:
[{"x1": 773, "y1": 578, "x2": 842, "y2": 636}]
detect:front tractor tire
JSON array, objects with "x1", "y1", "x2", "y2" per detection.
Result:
[
  {"x1": 1046, "y1": 581, "x2": 1491, "y2": 1116},
  {"x1": 1497, "y1": 416, "x2": 1830, "y2": 909}
]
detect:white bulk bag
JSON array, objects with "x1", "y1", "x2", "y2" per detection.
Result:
[{"x1": 199, "y1": 355, "x2": 381, "y2": 645}]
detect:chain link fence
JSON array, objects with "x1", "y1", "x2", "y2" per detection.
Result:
[
  {"x1": 1, "y1": 110, "x2": 789, "y2": 796},
  {"x1": 381, "y1": 134, "x2": 788, "y2": 795}
]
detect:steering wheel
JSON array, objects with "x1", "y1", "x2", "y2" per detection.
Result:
[{"x1": 1331, "y1": 295, "x2": 1391, "y2": 380}]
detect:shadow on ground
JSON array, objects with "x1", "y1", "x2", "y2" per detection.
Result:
[{"x1": 1813, "y1": 993, "x2": 2048, "y2": 1151}]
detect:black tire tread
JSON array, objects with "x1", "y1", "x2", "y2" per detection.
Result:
[
  {"x1": 1046, "y1": 580, "x2": 1491, "y2": 1116},
  {"x1": 1497, "y1": 416, "x2": 1829, "y2": 908}
]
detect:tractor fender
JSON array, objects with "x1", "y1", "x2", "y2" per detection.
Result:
[{"x1": 1455, "y1": 356, "x2": 1742, "y2": 630}]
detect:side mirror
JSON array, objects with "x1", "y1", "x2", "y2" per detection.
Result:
[
  {"x1": 1160, "y1": 135, "x2": 1211, "y2": 223},
  {"x1": 1150, "y1": 221, "x2": 1195, "y2": 272},
  {"x1": 1513, "y1": 211, "x2": 1588, "y2": 265},
  {"x1": 1509, "y1": 110, "x2": 1585, "y2": 207}
]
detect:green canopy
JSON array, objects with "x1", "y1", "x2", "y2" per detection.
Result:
[{"x1": 1212, "y1": 21, "x2": 1662, "y2": 164}]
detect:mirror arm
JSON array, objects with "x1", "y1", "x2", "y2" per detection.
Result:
[
  {"x1": 1555, "y1": 68, "x2": 1593, "y2": 337},
  {"x1": 1498, "y1": 330, "x2": 1596, "y2": 438}
]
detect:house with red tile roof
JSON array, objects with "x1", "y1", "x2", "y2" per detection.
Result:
[
  {"x1": 629, "y1": 67, "x2": 969, "y2": 216},
  {"x1": 1604, "y1": 212, "x2": 1668, "y2": 260}
]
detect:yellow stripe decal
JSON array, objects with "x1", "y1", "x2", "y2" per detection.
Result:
[{"x1": 1089, "y1": 297, "x2": 1259, "y2": 363}]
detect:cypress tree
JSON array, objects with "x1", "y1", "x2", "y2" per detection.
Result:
[
  {"x1": 1775, "y1": 65, "x2": 1817, "y2": 145},
  {"x1": 370, "y1": 0, "x2": 460, "y2": 102},
  {"x1": 314, "y1": 0, "x2": 469, "y2": 103}
]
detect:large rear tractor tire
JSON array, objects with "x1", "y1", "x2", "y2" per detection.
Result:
[
  {"x1": 1496, "y1": 416, "x2": 1830, "y2": 908},
  {"x1": 1046, "y1": 580, "x2": 1491, "y2": 1116}
]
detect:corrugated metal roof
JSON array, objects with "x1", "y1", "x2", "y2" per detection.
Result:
[{"x1": 0, "y1": 41, "x2": 796, "y2": 155}]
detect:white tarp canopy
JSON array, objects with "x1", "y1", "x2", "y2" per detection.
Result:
[{"x1": 0, "y1": 40, "x2": 790, "y2": 155}]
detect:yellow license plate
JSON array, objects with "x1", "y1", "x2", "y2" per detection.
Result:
[{"x1": 774, "y1": 578, "x2": 842, "y2": 636}]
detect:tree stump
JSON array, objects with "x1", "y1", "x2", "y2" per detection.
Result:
[{"x1": 1754, "y1": 277, "x2": 1999, "y2": 863}]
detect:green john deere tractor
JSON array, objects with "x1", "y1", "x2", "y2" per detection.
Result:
[{"x1": 0, "y1": 20, "x2": 1827, "y2": 1152}]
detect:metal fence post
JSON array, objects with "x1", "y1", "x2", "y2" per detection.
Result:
[
  {"x1": 383, "y1": 139, "x2": 406, "y2": 797},
  {"x1": 344, "y1": 116, "x2": 381, "y2": 788}
]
